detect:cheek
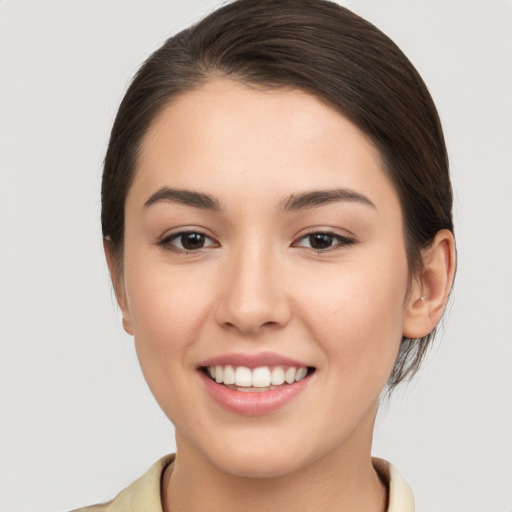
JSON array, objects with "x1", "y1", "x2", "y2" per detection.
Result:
[
  {"x1": 123, "y1": 253, "x2": 214, "y2": 375},
  {"x1": 295, "y1": 251, "x2": 409, "y2": 377},
  {"x1": 122, "y1": 261, "x2": 219, "y2": 429}
]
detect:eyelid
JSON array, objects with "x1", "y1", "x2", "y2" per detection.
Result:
[
  {"x1": 157, "y1": 228, "x2": 219, "y2": 253},
  {"x1": 155, "y1": 226, "x2": 356, "y2": 254},
  {"x1": 292, "y1": 229, "x2": 357, "y2": 251}
]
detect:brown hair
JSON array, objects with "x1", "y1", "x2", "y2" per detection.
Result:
[{"x1": 102, "y1": 0, "x2": 453, "y2": 389}]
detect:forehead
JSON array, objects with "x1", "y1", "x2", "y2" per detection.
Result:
[{"x1": 130, "y1": 79, "x2": 398, "y2": 214}]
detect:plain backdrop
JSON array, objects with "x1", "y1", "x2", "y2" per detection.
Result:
[{"x1": 1, "y1": 1, "x2": 511, "y2": 511}]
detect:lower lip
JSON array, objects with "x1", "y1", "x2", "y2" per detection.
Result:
[{"x1": 199, "y1": 371, "x2": 311, "y2": 416}]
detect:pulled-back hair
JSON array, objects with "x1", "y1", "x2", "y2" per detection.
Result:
[{"x1": 102, "y1": 0, "x2": 453, "y2": 389}]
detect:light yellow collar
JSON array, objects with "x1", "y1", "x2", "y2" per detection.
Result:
[{"x1": 72, "y1": 454, "x2": 414, "y2": 511}]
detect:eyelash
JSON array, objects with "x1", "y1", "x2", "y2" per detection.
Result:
[
  {"x1": 157, "y1": 230, "x2": 356, "y2": 254},
  {"x1": 157, "y1": 230, "x2": 218, "y2": 254},
  {"x1": 294, "y1": 231, "x2": 356, "y2": 252}
]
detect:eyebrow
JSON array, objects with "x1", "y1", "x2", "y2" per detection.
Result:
[
  {"x1": 279, "y1": 188, "x2": 376, "y2": 212},
  {"x1": 143, "y1": 187, "x2": 223, "y2": 212},
  {"x1": 143, "y1": 186, "x2": 375, "y2": 214}
]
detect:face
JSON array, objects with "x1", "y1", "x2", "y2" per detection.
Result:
[{"x1": 115, "y1": 79, "x2": 413, "y2": 477}]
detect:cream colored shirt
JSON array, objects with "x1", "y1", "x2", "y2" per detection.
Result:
[{"x1": 71, "y1": 455, "x2": 414, "y2": 511}]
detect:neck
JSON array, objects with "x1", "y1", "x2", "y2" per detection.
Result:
[{"x1": 163, "y1": 413, "x2": 387, "y2": 512}]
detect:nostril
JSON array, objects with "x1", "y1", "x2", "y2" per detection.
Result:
[{"x1": 214, "y1": 275, "x2": 292, "y2": 334}]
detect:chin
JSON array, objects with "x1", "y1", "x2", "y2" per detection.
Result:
[
  {"x1": 208, "y1": 445, "x2": 310, "y2": 479},
  {"x1": 191, "y1": 422, "x2": 341, "y2": 480}
]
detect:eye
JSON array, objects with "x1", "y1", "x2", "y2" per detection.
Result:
[
  {"x1": 294, "y1": 231, "x2": 355, "y2": 251},
  {"x1": 158, "y1": 231, "x2": 218, "y2": 253}
]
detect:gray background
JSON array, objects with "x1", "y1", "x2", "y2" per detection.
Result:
[{"x1": 1, "y1": 1, "x2": 511, "y2": 511}]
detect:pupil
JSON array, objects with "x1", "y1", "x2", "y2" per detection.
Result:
[
  {"x1": 181, "y1": 233, "x2": 204, "y2": 250},
  {"x1": 310, "y1": 233, "x2": 332, "y2": 249}
]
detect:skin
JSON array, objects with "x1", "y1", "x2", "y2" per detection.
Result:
[{"x1": 105, "y1": 79, "x2": 455, "y2": 512}]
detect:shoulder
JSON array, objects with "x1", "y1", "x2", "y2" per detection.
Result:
[
  {"x1": 70, "y1": 454, "x2": 175, "y2": 512},
  {"x1": 372, "y1": 457, "x2": 415, "y2": 512}
]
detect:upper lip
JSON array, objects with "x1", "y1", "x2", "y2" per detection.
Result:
[{"x1": 198, "y1": 351, "x2": 311, "y2": 369}]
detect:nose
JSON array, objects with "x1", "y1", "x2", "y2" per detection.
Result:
[{"x1": 214, "y1": 243, "x2": 291, "y2": 335}]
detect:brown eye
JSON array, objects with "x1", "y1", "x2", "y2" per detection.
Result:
[
  {"x1": 308, "y1": 233, "x2": 335, "y2": 249},
  {"x1": 159, "y1": 231, "x2": 217, "y2": 253},
  {"x1": 295, "y1": 231, "x2": 356, "y2": 251},
  {"x1": 180, "y1": 232, "x2": 206, "y2": 250}
]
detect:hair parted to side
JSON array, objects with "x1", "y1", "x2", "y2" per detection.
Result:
[{"x1": 101, "y1": 0, "x2": 454, "y2": 390}]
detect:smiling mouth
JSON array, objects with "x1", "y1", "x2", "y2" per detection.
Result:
[{"x1": 201, "y1": 365, "x2": 316, "y2": 392}]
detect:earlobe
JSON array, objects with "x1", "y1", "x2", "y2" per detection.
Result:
[
  {"x1": 403, "y1": 229, "x2": 456, "y2": 339},
  {"x1": 103, "y1": 239, "x2": 134, "y2": 336}
]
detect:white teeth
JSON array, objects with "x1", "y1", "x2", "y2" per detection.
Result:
[
  {"x1": 206, "y1": 364, "x2": 311, "y2": 388},
  {"x1": 295, "y1": 367, "x2": 308, "y2": 382},
  {"x1": 223, "y1": 365, "x2": 235, "y2": 385},
  {"x1": 284, "y1": 367, "x2": 296, "y2": 384},
  {"x1": 252, "y1": 367, "x2": 271, "y2": 387},
  {"x1": 215, "y1": 365, "x2": 223, "y2": 383},
  {"x1": 271, "y1": 366, "x2": 285, "y2": 386},
  {"x1": 235, "y1": 366, "x2": 253, "y2": 387}
]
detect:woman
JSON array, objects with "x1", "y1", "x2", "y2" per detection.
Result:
[{"x1": 75, "y1": 0, "x2": 455, "y2": 510}]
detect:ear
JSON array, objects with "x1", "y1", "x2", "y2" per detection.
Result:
[
  {"x1": 403, "y1": 229, "x2": 456, "y2": 339},
  {"x1": 103, "y1": 238, "x2": 134, "y2": 336}
]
